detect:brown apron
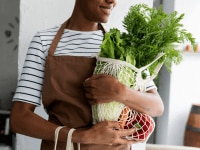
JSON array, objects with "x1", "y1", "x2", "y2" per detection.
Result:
[{"x1": 41, "y1": 21, "x2": 131, "y2": 150}]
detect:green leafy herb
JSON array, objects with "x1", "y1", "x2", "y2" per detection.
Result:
[
  {"x1": 92, "y1": 4, "x2": 196, "y2": 127},
  {"x1": 99, "y1": 4, "x2": 196, "y2": 73}
]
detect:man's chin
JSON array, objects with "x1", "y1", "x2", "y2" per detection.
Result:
[{"x1": 100, "y1": 18, "x2": 109, "y2": 24}]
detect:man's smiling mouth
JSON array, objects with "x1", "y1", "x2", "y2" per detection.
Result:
[{"x1": 100, "y1": 6, "x2": 113, "y2": 15}]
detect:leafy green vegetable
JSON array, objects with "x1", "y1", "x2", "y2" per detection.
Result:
[
  {"x1": 99, "y1": 4, "x2": 196, "y2": 73},
  {"x1": 92, "y1": 4, "x2": 196, "y2": 127}
]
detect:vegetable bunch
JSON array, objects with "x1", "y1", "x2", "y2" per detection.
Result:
[
  {"x1": 92, "y1": 4, "x2": 195, "y2": 141},
  {"x1": 99, "y1": 4, "x2": 195, "y2": 73}
]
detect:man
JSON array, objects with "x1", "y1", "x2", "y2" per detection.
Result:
[{"x1": 10, "y1": 0, "x2": 164, "y2": 149}]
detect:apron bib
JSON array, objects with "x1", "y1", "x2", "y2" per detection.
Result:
[{"x1": 41, "y1": 21, "x2": 131, "y2": 150}]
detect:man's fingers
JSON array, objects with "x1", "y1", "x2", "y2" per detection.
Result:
[
  {"x1": 110, "y1": 128, "x2": 139, "y2": 145},
  {"x1": 118, "y1": 128, "x2": 136, "y2": 138}
]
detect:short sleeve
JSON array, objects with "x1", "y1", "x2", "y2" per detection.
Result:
[
  {"x1": 13, "y1": 32, "x2": 46, "y2": 106},
  {"x1": 144, "y1": 69, "x2": 157, "y2": 91},
  {"x1": 145, "y1": 80, "x2": 157, "y2": 91}
]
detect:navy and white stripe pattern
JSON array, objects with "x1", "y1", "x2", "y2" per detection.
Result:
[{"x1": 13, "y1": 24, "x2": 156, "y2": 106}]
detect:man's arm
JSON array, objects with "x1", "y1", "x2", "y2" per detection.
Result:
[
  {"x1": 10, "y1": 101, "x2": 137, "y2": 145},
  {"x1": 83, "y1": 74, "x2": 164, "y2": 117}
]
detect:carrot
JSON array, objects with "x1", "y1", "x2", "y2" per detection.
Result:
[{"x1": 118, "y1": 106, "x2": 130, "y2": 129}]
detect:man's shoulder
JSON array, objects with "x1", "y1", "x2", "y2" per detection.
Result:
[{"x1": 37, "y1": 24, "x2": 61, "y2": 36}]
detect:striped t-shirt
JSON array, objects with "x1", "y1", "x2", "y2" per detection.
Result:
[{"x1": 13, "y1": 24, "x2": 156, "y2": 106}]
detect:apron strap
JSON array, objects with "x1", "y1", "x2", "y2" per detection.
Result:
[
  {"x1": 98, "y1": 23, "x2": 106, "y2": 34},
  {"x1": 48, "y1": 21, "x2": 68, "y2": 56},
  {"x1": 48, "y1": 21, "x2": 106, "y2": 56}
]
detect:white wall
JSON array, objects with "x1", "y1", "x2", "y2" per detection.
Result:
[
  {"x1": 174, "y1": 0, "x2": 200, "y2": 43},
  {"x1": 162, "y1": 0, "x2": 200, "y2": 49},
  {"x1": 156, "y1": 0, "x2": 200, "y2": 146},
  {"x1": 17, "y1": 0, "x2": 153, "y2": 150}
]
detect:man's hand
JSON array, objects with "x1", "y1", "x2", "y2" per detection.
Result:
[
  {"x1": 83, "y1": 74, "x2": 126, "y2": 105},
  {"x1": 73, "y1": 121, "x2": 142, "y2": 145}
]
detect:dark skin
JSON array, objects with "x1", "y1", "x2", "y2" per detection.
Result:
[
  {"x1": 83, "y1": 74, "x2": 164, "y2": 117},
  {"x1": 10, "y1": 0, "x2": 164, "y2": 147}
]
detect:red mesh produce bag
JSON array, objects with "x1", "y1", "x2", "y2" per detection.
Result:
[{"x1": 118, "y1": 106, "x2": 155, "y2": 141}]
